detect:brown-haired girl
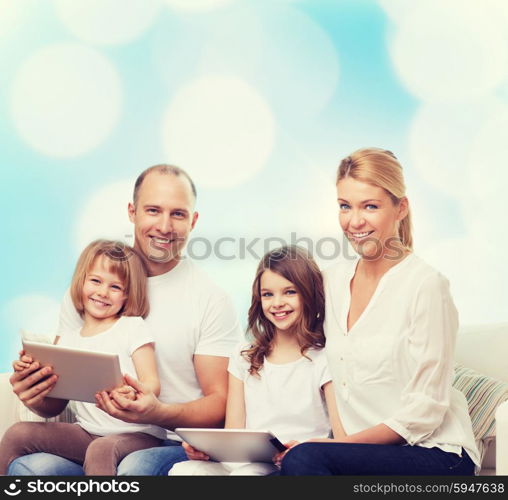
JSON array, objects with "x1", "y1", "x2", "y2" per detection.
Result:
[
  {"x1": 170, "y1": 245, "x2": 345, "y2": 476},
  {"x1": 0, "y1": 240, "x2": 165, "y2": 475}
]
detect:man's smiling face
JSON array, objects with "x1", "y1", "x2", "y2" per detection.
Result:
[{"x1": 128, "y1": 171, "x2": 198, "y2": 276}]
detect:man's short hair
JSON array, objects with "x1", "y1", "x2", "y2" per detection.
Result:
[{"x1": 133, "y1": 164, "x2": 197, "y2": 205}]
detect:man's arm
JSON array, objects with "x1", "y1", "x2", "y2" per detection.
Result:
[
  {"x1": 96, "y1": 354, "x2": 229, "y2": 429},
  {"x1": 10, "y1": 361, "x2": 68, "y2": 418}
]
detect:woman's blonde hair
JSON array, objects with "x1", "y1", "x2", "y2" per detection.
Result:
[
  {"x1": 70, "y1": 239, "x2": 149, "y2": 319},
  {"x1": 336, "y1": 147, "x2": 413, "y2": 250}
]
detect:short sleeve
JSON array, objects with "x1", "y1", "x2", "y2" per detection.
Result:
[
  {"x1": 227, "y1": 344, "x2": 251, "y2": 381},
  {"x1": 311, "y1": 349, "x2": 333, "y2": 389},
  {"x1": 383, "y1": 272, "x2": 459, "y2": 445},
  {"x1": 194, "y1": 292, "x2": 242, "y2": 357},
  {"x1": 125, "y1": 316, "x2": 155, "y2": 356},
  {"x1": 57, "y1": 289, "x2": 83, "y2": 340}
]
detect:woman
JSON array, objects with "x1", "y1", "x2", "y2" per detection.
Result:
[{"x1": 280, "y1": 148, "x2": 480, "y2": 475}]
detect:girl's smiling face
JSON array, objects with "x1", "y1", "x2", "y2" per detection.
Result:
[
  {"x1": 260, "y1": 269, "x2": 302, "y2": 333},
  {"x1": 337, "y1": 176, "x2": 408, "y2": 259},
  {"x1": 82, "y1": 255, "x2": 127, "y2": 322}
]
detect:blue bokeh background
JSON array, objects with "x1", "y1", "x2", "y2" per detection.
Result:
[{"x1": 2, "y1": 0, "x2": 507, "y2": 371}]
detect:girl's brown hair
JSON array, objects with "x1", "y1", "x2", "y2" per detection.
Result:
[
  {"x1": 337, "y1": 147, "x2": 413, "y2": 250},
  {"x1": 243, "y1": 245, "x2": 325, "y2": 376},
  {"x1": 70, "y1": 240, "x2": 149, "y2": 319}
]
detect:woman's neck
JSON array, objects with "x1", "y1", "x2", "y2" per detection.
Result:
[
  {"x1": 358, "y1": 246, "x2": 411, "y2": 281},
  {"x1": 81, "y1": 314, "x2": 120, "y2": 337}
]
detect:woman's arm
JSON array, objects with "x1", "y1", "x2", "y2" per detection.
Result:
[
  {"x1": 323, "y1": 381, "x2": 347, "y2": 439},
  {"x1": 316, "y1": 273, "x2": 456, "y2": 446},
  {"x1": 224, "y1": 373, "x2": 246, "y2": 428},
  {"x1": 381, "y1": 273, "x2": 458, "y2": 445},
  {"x1": 311, "y1": 383, "x2": 403, "y2": 445},
  {"x1": 131, "y1": 343, "x2": 160, "y2": 396}
]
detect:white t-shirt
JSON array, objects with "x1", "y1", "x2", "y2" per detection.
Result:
[
  {"x1": 228, "y1": 344, "x2": 332, "y2": 443},
  {"x1": 59, "y1": 316, "x2": 166, "y2": 438},
  {"x1": 323, "y1": 254, "x2": 480, "y2": 467},
  {"x1": 58, "y1": 258, "x2": 242, "y2": 440}
]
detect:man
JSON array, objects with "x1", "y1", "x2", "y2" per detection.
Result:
[{"x1": 8, "y1": 165, "x2": 241, "y2": 475}]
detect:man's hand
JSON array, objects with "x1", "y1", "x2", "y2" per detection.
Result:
[
  {"x1": 95, "y1": 373, "x2": 163, "y2": 424},
  {"x1": 10, "y1": 357, "x2": 58, "y2": 408}
]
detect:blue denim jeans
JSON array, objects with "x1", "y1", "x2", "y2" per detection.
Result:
[
  {"x1": 280, "y1": 443, "x2": 476, "y2": 476},
  {"x1": 8, "y1": 439, "x2": 188, "y2": 476}
]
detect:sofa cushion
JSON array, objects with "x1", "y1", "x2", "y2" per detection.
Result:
[
  {"x1": 453, "y1": 364, "x2": 508, "y2": 463},
  {"x1": 456, "y1": 324, "x2": 508, "y2": 383}
]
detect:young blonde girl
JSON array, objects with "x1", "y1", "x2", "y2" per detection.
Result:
[
  {"x1": 0, "y1": 239, "x2": 165, "y2": 476},
  {"x1": 170, "y1": 245, "x2": 345, "y2": 476}
]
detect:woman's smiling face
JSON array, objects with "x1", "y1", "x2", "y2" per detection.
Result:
[{"x1": 337, "y1": 176, "x2": 407, "y2": 259}]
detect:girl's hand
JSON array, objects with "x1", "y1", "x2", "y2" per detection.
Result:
[
  {"x1": 108, "y1": 385, "x2": 136, "y2": 410},
  {"x1": 95, "y1": 374, "x2": 163, "y2": 424},
  {"x1": 182, "y1": 441, "x2": 210, "y2": 461},
  {"x1": 111, "y1": 385, "x2": 136, "y2": 400},
  {"x1": 273, "y1": 440, "x2": 299, "y2": 466},
  {"x1": 12, "y1": 350, "x2": 33, "y2": 372},
  {"x1": 10, "y1": 359, "x2": 58, "y2": 408}
]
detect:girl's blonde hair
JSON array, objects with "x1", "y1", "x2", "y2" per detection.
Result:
[
  {"x1": 70, "y1": 239, "x2": 149, "y2": 319},
  {"x1": 243, "y1": 246, "x2": 325, "y2": 377},
  {"x1": 336, "y1": 147, "x2": 413, "y2": 250}
]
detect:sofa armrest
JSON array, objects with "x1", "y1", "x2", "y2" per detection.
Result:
[
  {"x1": 496, "y1": 400, "x2": 508, "y2": 475},
  {"x1": 0, "y1": 372, "x2": 21, "y2": 440},
  {"x1": 0, "y1": 372, "x2": 76, "y2": 443}
]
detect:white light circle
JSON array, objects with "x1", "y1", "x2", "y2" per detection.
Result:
[
  {"x1": 0, "y1": 0, "x2": 32, "y2": 40},
  {"x1": 153, "y1": 5, "x2": 338, "y2": 117},
  {"x1": 54, "y1": 0, "x2": 161, "y2": 45},
  {"x1": 10, "y1": 43, "x2": 122, "y2": 158},
  {"x1": 162, "y1": 76, "x2": 275, "y2": 189},
  {"x1": 164, "y1": 0, "x2": 235, "y2": 12},
  {"x1": 243, "y1": 6, "x2": 339, "y2": 117},
  {"x1": 468, "y1": 106, "x2": 508, "y2": 199},
  {"x1": 421, "y1": 237, "x2": 507, "y2": 324},
  {"x1": 377, "y1": 0, "x2": 414, "y2": 24},
  {"x1": 389, "y1": 0, "x2": 508, "y2": 102},
  {"x1": 74, "y1": 180, "x2": 135, "y2": 254},
  {"x1": 408, "y1": 99, "x2": 502, "y2": 198},
  {"x1": 2, "y1": 294, "x2": 61, "y2": 340}
]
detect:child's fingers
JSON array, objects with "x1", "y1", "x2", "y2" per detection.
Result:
[
  {"x1": 18, "y1": 350, "x2": 33, "y2": 363},
  {"x1": 272, "y1": 441, "x2": 299, "y2": 466},
  {"x1": 13, "y1": 360, "x2": 31, "y2": 371},
  {"x1": 182, "y1": 441, "x2": 209, "y2": 461},
  {"x1": 111, "y1": 387, "x2": 136, "y2": 400},
  {"x1": 182, "y1": 441, "x2": 194, "y2": 453}
]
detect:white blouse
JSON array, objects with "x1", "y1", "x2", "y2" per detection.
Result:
[{"x1": 323, "y1": 253, "x2": 480, "y2": 467}]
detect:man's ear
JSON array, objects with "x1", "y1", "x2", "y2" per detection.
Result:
[
  {"x1": 128, "y1": 202, "x2": 136, "y2": 223},
  {"x1": 397, "y1": 197, "x2": 409, "y2": 221},
  {"x1": 190, "y1": 211, "x2": 199, "y2": 230}
]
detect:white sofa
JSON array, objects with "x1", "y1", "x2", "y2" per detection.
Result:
[{"x1": 1, "y1": 323, "x2": 507, "y2": 475}]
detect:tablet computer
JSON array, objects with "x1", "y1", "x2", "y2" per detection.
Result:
[
  {"x1": 22, "y1": 340, "x2": 123, "y2": 404},
  {"x1": 174, "y1": 428, "x2": 287, "y2": 463}
]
